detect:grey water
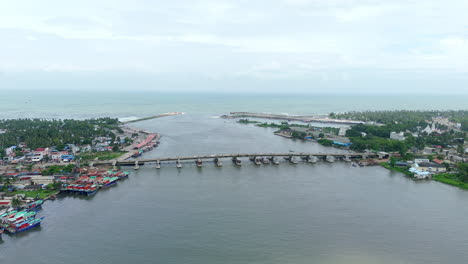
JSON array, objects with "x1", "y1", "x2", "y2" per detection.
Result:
[{"x1": 2, "y1": 114, "x2": 468, "y2": 264}]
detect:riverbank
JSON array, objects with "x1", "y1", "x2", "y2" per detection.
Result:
[{"x1": 433, "y1": 173, "x2": 468, "y2": 190}]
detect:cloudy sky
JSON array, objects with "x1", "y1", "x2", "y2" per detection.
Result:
[{"x1": 1, "y1": 0, "x2": 467, "y2": 93}]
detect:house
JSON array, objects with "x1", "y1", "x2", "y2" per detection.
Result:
[
  {"x1": 414, "y1": 162, "x2": 446, "y2": 173},
  {"x1": 414, "y1": 158, "x2": 430, "y2": 164},
  {"x1": 390, "y1": 132, "x2": 406, "y2": 141},
  {"x1": 49, "y1": 151, "x2": 69, "y2": 161},
  {"x1": 338, "y1": 127, "x2": 350, "y2": 136},
  {"x1": 31, "y1": 154, "x2": 43, "y2": 162},
  {"x1": 395, "y1": 161, "x2": 410, "y2": 167},
  {"x1": 31, "y1": 176, "x2": 55, "y2": 185},
  {"x1": 432, "y1": 159, "x2": 444, "y2": 165},
  {"x1": 377, "y1": 152, "x2": 390, "y2": 159},
  {"x1": 61, "y1": 154, "x2": 75, "y2": 162}
]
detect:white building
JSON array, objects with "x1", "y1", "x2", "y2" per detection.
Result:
[
  {"x1": 338, "y1": 127, "x2": 350, "y2": 136},
  {"x1": 390, "y1": 131, "x2": 406, "y2": 141}
]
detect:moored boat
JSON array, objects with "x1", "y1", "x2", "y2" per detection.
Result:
[
  {"x1": 196, "y1": 159, "x2": 203, "y2": 168},
  {"x1": 7, "y1": 217, "x2": 44, "y2": 234}
]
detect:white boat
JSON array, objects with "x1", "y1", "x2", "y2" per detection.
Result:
[
  {"x1": 289, "y1": 157, "x2": 299, "y2": 164},
  {"x1": 272, "y1": 158, "x2": 280, "y2": 165},
  {"x1": 155, "y1": 161, "x2": 161, "y2": 169}
]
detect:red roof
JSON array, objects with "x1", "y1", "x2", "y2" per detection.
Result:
[
  {"x1": 432, "y1": 159, "x2": 444, "y2": 164},
  {"x1": 36, "y1": 148, "x2": 46, "y2": 151}
]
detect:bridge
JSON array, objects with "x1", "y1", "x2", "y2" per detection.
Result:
[{"x1": 91, "y1": 152, "x2": 381, "y2": 167}]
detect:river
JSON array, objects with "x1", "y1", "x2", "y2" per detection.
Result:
[{"x1": 1, "y1": 114, "x2": 468, "y2": 264}]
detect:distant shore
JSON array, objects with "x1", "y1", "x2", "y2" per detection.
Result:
[{"x1": 222, "y1": 112, "x2": 367, "y2": 125}]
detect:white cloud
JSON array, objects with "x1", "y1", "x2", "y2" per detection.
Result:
[{"x1": 0, "y1": 0, "x2": 467, "y2": 92}]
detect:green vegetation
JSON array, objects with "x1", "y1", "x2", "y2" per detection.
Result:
[
  {"x1": 256, "y1": 122, "x2": 292, "y2": 129},
  {"x1": 336, "y1": 111, "x2": 467, "y2": 152},
  {"x1": 238, "y1": 119, "x2": 260, "y2": 124},
  {"x1": 317, "y1": 138, "x2": 333, "y2": 146},
  {"x1": 0, "y1": 118, "x2": 120, "y2": 150},
  {"x1": 380, "y1": 162, "x2": 414, "y2": 177},
  {"x1": 12, "y1": 189, "x2": 58, "y2": 199},
  {"x1": 431, "y1": 163, "x2": 468, "y2": 189},
  {"x1": 433, "y1": 173, "x2": 468, "y2": 190},
  {"x1": 78, "y1": 151, "x2": 125, "y2": 161},
  {"x1": 332, "y1": 110, "x2": 468, "y2": 129},
  {"x1": 41, "y1": 164, "x2": 75, "y2": 175},
  {"x1": 11, "y1": 197, "x2": 22, "y2": 208}
]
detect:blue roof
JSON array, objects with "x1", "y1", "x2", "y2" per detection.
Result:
[{"x1": 333, "y1": 141, "x2": 352, "y2": 146}]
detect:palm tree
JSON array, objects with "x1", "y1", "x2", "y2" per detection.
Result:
[{"x1": 11, "y1": 197, "x2": 22, "y2": 208}]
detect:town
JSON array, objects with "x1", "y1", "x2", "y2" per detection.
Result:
[
  {"x1": 0, "y1": 118, "x2": 161, "y2": 236},
  {"x1": 235, "y1": 110, "x2": 468, "y2": 186}
]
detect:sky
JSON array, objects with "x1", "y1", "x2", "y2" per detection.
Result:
[{"x1": 0, "y1": 0, "x2": 467, "y2": 93}]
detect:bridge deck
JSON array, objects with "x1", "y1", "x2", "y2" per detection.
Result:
[{"x1": 94, "y1": 152, "x2": 377, "y2": 165}]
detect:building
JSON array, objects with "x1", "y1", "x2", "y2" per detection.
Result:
[
  {"x1": 413, "y1": 162, "x2": 446, "y2": 173},
  {"x1": 31, "y1": 176, "x2": 55, "y2": 185},
  {"x1": 390, "y1": 131, "x2": 406, "y2": 141},
  {"x1": 338, "y1": 127, "x2": 350, "y2": 136},
  {"x1": 414, "y1": 158, "x2": 430, "y2": 164}
]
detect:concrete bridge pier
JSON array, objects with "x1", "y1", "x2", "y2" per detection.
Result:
[
  {"x1": 134, "y1": 160, "x2": 140, "y2": 170},
  {"x1": 155, "y1": 160, "x2": 161, "y2": 169}
]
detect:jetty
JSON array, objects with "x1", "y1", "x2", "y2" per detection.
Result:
[
  {"x1": 122, "y1": 112, "x2": 184, "y2": 124},
  {"x1": 93, "y1": 152, "x2": 380, "y2": 167},
  {"x1": 223, "y1": 112, "x2": 365, "y2": 125}
]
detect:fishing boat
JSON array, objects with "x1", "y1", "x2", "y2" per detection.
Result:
[
  {"x1": 307, "y1": 156, "x2": 318, "y2": 163},
  {"x1": 254, "y1": 158, "x2": 262, "y2": 165},
  {"x1": 85, "y1": 186, "x2": 98, "y2": 196},
  {"x1": 272, "y1": 158, "x2": 280, "y2": 165},
  {"x1": 196, "y1": 159, "x2": 203, "y2": 168},
  {"x1": 262, "y1": 158, "x2": 270, "y2": 164},
  {"x1": 25, "y1": 200, "x2": 43, "y2": 210},
  {"x1": 214, "y1": 158, "x2": 222, "y2": 167},
  {"x1": 232, "y1": 157, "x2": 242, "y2": 166},
  {"x1": 176, "y1": 160, "x2": 182, "y2": 168},
  {"x1": 8, "y1": 217, "x2": 44, "y2": 234},
  {"x1": 101, "y1": 177, "x2": 118, "y2": 188},
  {"x1": 289, "y1": 157, "x2": 299, "y2": 164}
]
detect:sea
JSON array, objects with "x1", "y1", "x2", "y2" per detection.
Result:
[{"x1": 1, "y1": 91, "x2": 468, "y2": 264}]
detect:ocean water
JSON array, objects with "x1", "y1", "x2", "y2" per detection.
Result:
[{"x1": 1, "y1": 91, "x2": 467, "y2": 119}]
